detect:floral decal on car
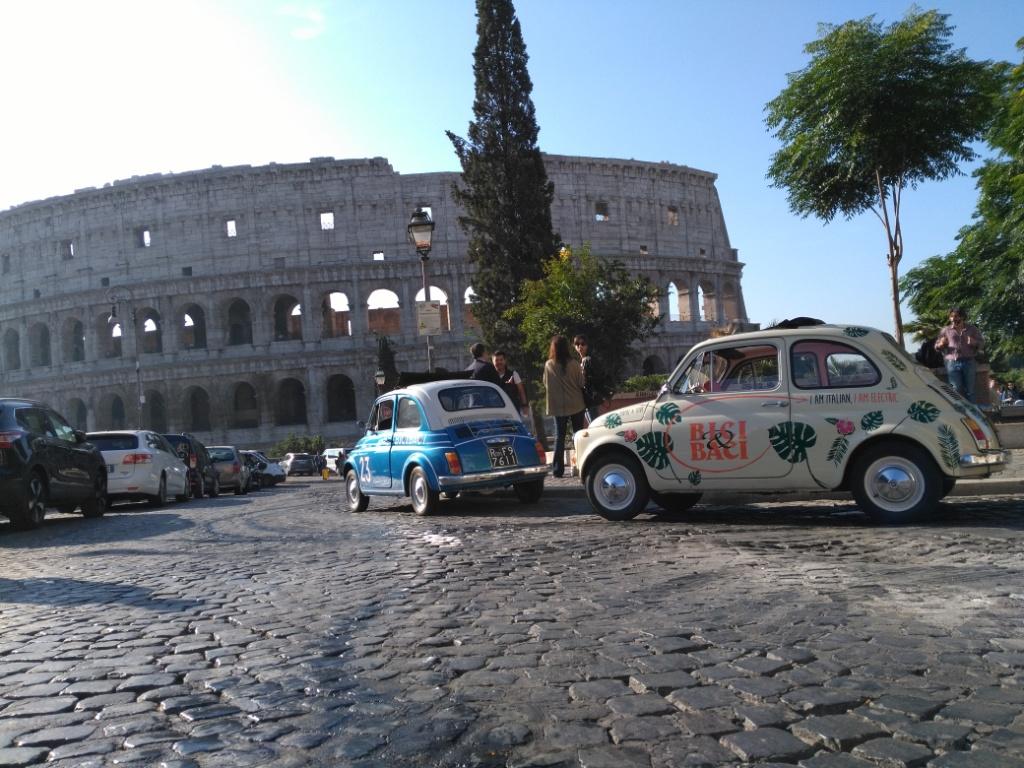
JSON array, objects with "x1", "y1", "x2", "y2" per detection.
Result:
[
  {"x1": 768, "y1": 421, "x2": 817, "y2": 464},
  {"x1": 603, "y1": 413, "x2": 622, "y2": 429},
  {"x1": 938, "y1": 424, "x2": 960, "y2": 470},
  {"x1": 880, "y1": 349, "x2": 907, "y2": 372},
  {"x1": 908, "y1": 400, "x2": 941, "y2": 423},
  {"x1": 860, "y1": 411, "x2": 884, "y2": 431},
  {"x1": 655, "y1": 402, "x2": 682, "y2": 425},
  {"x1": 687, "y1": 470, "x2": 702, "y2": 486},
  {"x1": 843, "y1": 327, "x2": 870, "y2": 337},
  {"x1": 635, "y1": 431, "x2": 673, "y2": 471},
  {"x1": 825, "y1": 418, "x2": 855, "y2": 465}
]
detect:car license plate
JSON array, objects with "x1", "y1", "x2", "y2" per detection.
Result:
[{"x1": 488, "y1": 445, "x2": 518, "y2": 468}]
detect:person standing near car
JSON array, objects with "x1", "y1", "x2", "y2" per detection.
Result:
[
  {"x1": 543, "y1": 335, "x2": 586, "y2": 478},
  {"x1": 935, "y1": 307, "x2": 984, "y2": 402},
  {"x1": 466, "y1": 342, "x2": 502, "y2": 386},
  {"x1": 492, "y1": 349, "x2": 529, "y2": 421},
  {"x1": 573, "y1": 334, "x2": 608, "y2": 423}
]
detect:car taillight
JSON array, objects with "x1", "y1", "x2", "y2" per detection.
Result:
[
  {"x1": 232, "y1": 461, "x2": 241, "y2": 474},
  {"x1": 962, "y1": 417, "x2": 990, "y2": 449},
  {"x1": 535, "y1": 439, "x2": 546, "y2": 465},
  {"x1": 123, "y1": 453, "x2": 153, "y2": 464},
  {"x1": 445, "y1": 451, "x2": 462, "y2": 475},
  {"x1": 189, "y1": 452, "x2": 197, "y2": 469},
  {"x1": 0, "y1": 430, "x2": 25, "y2": 449}
]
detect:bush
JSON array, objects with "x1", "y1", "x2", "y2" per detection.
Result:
[
  {"x1": 621, "y1": 374, "x2": 666, "y2": 393},
  {"x1": 270, "y1": 434, "x2": 326, "y2": 457}
]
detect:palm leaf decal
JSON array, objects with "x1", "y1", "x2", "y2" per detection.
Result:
[
  {"x1": 860, "y1": 411, "x2": 883, "y2": 431},
  {"x1": 827, "y1": 436, "x2": 850, "y2": 466},
  {"x1": 938, "y1": 425, "x2": 960, "y2": 470},
  {"x1": 881, "y1": 350, "x2": 907, "y2": 372},
  {"x1": 636, "y1": 431, "x2": 672, "y2": 470},
  {"x1": 688, "y1": 470, "x2": 702, "y2": 486},
  {"x1": 843, "y1": 327, "x2": 869, "y2": 337},
  {"x1": 908, "y1": 401, "x2": 941, "y2": 423},
  {"x1": 768, "y1": 421, "x2": 817, "y2": 464},
  {"x1": 655, "y1": 402, "x2": 682, "y2": 425},
  {"x1": 603, "y1": 413, "x2": 622, "y2": 429}
]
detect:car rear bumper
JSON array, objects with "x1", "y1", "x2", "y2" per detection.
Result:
[
  {"x1": 437, "y1": 464, "x2": 548, "y2": 490},
  {"x1": 960, "y1": 449, "x2": 1012, "y2": 469}
]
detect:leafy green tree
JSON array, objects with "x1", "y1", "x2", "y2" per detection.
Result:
[
  {"x1": 903, "y1": 43, "x2": 1022, "y2": 367},
  {"x1": 447, "y1": 0, "x2": 559, "y2": 361},
  {"x1": 270, "y1": 434, "x2": 325, "y2": 458},
  {"x1": 507, "y1": 244, "x2": 661, "y2": 389},
  {"x1": 765, "y1": 9, "x2": 1000, "y2": 345}
]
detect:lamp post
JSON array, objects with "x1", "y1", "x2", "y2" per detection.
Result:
[
  {"x1": 374, "y1": 367, "x2": 386, "y2": 395},
  {"x1": 407, "y1": 207, "x2": 435, "y2": 372},
  {"x1": 107, "y1": 292, "x2": 145, "y2": 427}
]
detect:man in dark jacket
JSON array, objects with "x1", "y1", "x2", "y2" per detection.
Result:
[{"x1": 466, "y1": 342, "x2": 501, "y2": 386}]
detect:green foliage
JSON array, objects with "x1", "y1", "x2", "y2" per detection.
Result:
[
  {"x1": 768, "y1": 421, "x2": 817, "y2": 464},
  {"x1": 447, "y1": 0, "x2": 559, "y2": 366},
  {"x1": 902, "y1": 43, "x2": 1024, "y2": 367},
  {"x1": 622, "y1": 374, "x2": 666, "y2": 392},
  {"x1": 766, "y1": 9, "x2": 1000, "y2": 342},
  {"x1": 636, "y1": 431, "x2": 672, "y2": 470},
  {"x1": 506, "y1": 243, "x2": 661, "y2": 389},
  {"x1": 270, "y1": 434, "x2": 325, "y2": 458}
]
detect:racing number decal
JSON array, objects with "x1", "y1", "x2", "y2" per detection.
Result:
[{"x1": 359, "y1": 455, "x2": 371, "y2": 485}]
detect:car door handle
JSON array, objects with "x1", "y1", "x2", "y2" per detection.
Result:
[{"x1": 760, "y1": 401, "x2": 790, "y2": 408}]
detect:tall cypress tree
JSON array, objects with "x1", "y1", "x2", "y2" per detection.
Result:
[{"x1": 447, "y1": 0, "x2": 559, "y2": 361}]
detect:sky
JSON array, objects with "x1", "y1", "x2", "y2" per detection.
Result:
[{"x1": 1, "y1": 0, "x2": 1022, "y2": 339}]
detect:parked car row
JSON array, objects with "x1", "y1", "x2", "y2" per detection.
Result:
[{"x1": 0, "y1": 400, "x2": 289, "y2": 531}]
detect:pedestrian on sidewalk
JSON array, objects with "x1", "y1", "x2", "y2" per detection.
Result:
[
  {"x1": 466, "y1": 342, "x2": 502, "y2": 386},
  {"x1": 543, "y1": 334, "x2": 586, "y2": 478},
  {"x1": 492, "y1": 349, "x2": 530, "y2": 422},
  {"x1": 573, "y1": 333, "x2": 609, "y2": 423},
  {"x1": 935, "y1": 307, "x2": 983, "y2": 402}
]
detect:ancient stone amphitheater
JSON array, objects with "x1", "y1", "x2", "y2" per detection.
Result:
[{"x1": 0, "y1": 154, "x2": 750, "y2": 448}]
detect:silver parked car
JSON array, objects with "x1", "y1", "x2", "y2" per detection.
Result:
[
  {"x1": 280, "y1": 452, "x2": 315, "y2": 476},
  {"x1": 207, "y1": 445, "x2": 250, "y2": 495}
]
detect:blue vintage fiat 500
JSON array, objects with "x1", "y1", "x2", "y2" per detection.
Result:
[{"x1": 342, "y1": 380, "x2": 547, "y2": 514}]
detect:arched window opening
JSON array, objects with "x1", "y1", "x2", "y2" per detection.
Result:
[
  {"x1": 227, "y1": 299, "x2": 253, "y2": 345},
  {"x1": 29, "y1": 323, "x2": 51, "y2": 367},
  {"x1": 110, "y1": 395, "x2": 126, "y2": 430},
  {"x1": 67, "y1": 398, "x2": 87, "y2": 431},
  {"x1": 667, "y1": 282, "x2": 680, "y2": 323},
  {"x1": 721, "y1": 281, "x2": 740, "y2": 323},
  {"x1": 698, "y1": 281, "x2": 717, "y2": 324},
  {"x1": 322, "y1": 292, "x2": 352, "y2": 338},
  {"x1": 63, "y1": 319, "x2": 85, "y2": 363},
  {"x1": 414, "y1": 286, "x2": 451, "y2": 332},
  {"x1": 463, "y1": 286, "x2": 479, "y2": 329},
  {"x1": 273, "y1": 296, "x2": 302, "y2": 341},
  {"x1": 180, "y1": 304, "x2": 207, "y2": 349},
  {"x1": 366, "y1": 289, "x2": 401, "y2": 335},
  {"x1": 326, "y1": 374, "x2": 356, "y2": 422},
  {"x1": 143, "y1": 391, "x2": 168, "y2": 433},
  {"x1": 275, "y1": 378, "x2": 307, "y2": 426},
  {"x1": 642, "y1": 355, "x2": 666, "y2": 375},
  {"x1": 3, "y1": 328, "x2": 21, "y2": 371},
  {"x1": 232, "y1": 382, "x2": 259, "y2": 428},
  {"x1": 186, "y1": 387, "x2": 212, "y2": 432},
  {"x1": 139, "y1": 309, "x2": 163, "y2": 354}
]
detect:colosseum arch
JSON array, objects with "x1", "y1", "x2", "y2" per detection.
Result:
[
  {"x1": 62, "y1": 318, "x2": 86, "y2": 363},
  {"x1": 463, "y1": 287, "x2": 479, "y2": 330},
  {"x1": 325, "y1": 374, "x2": 356, "y2": 422},
  {"x1": 98, "y1": 392, "x2": 127, "y2": 430},
  {"x1": 666, "y1": 282, "x2": 680, "y2": 323},
  {"x1": 184, "y1": 386, "x2": 212, "y2": 431},
  {"x1": 3, "y1": 328, "x2": 20, "y2": 371},
  {"x1": 138, "y1": 309, "x2": 163, "y2": 354},
  {"x1": 321, "y1": 291, "x2": 352, "y2": 338},
  {"x1": 142, "y1": 390, "x2": 168, "y2": 433},
  {"x1": 226, "y1": 298, "x2": 253, "y2": 346},
  {"x1": 415, "y1": 285, "x2": 451, "y2": 332},
  {"x1": 642, "y1": 355, "x2": 667, "y2": 375},
  {"x1": 275, "y1": 378, "x2": 307, "y2": 426},
  {"x1": 366, "y1": 289, "x2": 401, "y2": 335},
  {"x1": 28, "y1": 322, "x2": 51, "y2": 367},
  {"x1": 178, "y1": 303, "x2": 207, "y2": 350},
  {"x1": 231, "y1": 382, "x2": 260, "y2": 428},
  {"x1": 720, "y1": 280, "x2": 740, "y2": 323},
  {"x1": 273, "y1": 295, "x2": 302, "y2": 341},
  {"x1": 66, "y1": 398, "x2": 88, "y2": 431},
  {"x1": 697, "y1": 280, "x2": 717, "y2": 323}
]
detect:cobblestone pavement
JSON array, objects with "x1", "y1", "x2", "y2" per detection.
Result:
[{"x1": 1, "y1": 480, "x2": 1023, "y2": 768}]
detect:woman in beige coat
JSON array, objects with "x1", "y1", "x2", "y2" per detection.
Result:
[{"x1": 543, "y1": 334, "x2": 586, "y2": 477}]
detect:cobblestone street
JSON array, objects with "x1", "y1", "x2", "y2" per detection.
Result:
[{"x1": 1, "y1": 480, "x2": 1023, "y2": 768}]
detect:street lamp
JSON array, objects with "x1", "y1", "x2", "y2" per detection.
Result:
[
  {"x1": 407, "y1": 207, "x2": 435, "y2": 372},
  {"x1": 374, "y1": 368, "x2": 386, "y2": 394},
  {"x1": 107, "y1": 292, "x2": 145, "y2": 427}
]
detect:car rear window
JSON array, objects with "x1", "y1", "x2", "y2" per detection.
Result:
[
  {"x1": 437, "y1": 385, "x2": 506, "y2": 412},
  {"x1": 88, "y1": 434, "x2": 139, "y2": 451},
  {"x1": 208, "y1": 448, "x2": 236, "y2": 461}
]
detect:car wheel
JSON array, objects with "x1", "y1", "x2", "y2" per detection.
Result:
[
  {"x1": 650, "y1": 491, "x2": 702, "y2": 519},
  {"x1": 513, "y1": 478, "x2": 544, "y2": 504},
  {"x1": 345, "y1": 469, "x2": 370, "y2": 512},
  {"x1": 207, "y1": 476, "x2": 220, "y2": 498},
  {"x1": 850, "y1": 442, "x2": 941, "y2": 524},
  {"x1": 13, "y1": 472, "x2": 48, "y2": 530},
  {"x1": 409, "y1": 466, "x2": 438, "y2": 516},
  {"x1": 176, "y1": 475, "x2": 192, "y2": 502},
  {"x1": 147, "y1": 475, "x2": 168, "y2": 508},
  {"x1": 584, "y1": 453, "x2": 649, "y2": 521},
  {"x1": 234, "y1": 481, "x2": 245, "y2": 495},
  {"x1": 82, "y1": 472, "x2": 108, "y2": 519}
]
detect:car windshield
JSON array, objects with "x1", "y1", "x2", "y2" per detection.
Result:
[
  {"x1": 88, "y1": 433, "x2": 139, "y2": 451},
  {"x1": 208, "y1": 448, "x2": 236, "y2": 461},
  {"x1": 437, "y1": 385, "x2": 505, "y2": 411}
]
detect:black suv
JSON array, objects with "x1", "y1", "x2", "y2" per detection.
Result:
[
  {"x1": 163, "y1": 433, "x2": 220, "y2": 498},
  {"x1": 0, "y1": 398, "x2": 108, "y2": 530}
]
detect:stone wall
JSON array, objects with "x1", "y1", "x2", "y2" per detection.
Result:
[{"x1": 0, "y1": 155, "x2": 750, "y2": 449}]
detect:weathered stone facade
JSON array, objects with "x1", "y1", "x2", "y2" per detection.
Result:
[{"x1": 0, "y1": 154, "x2": 750, "y2": 448}]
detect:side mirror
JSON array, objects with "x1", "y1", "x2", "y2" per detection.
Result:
[
  {"x1": 356, "y1": 420, "x2": 366, "y2": 431},
  {"x1": 74, "y1": 429, "x2": 87, "y2": 443}
]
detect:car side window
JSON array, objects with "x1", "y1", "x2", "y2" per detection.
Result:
[
  {"x1": 47, "y1": 410, "x2": 77, "y2": 442},
  {"x1": 371, "y1": 399, "x2": 394, "y2": 431},
  {"x1": 396, "y1": 398, "x2": 422, "y2": 430},
  {"x1": 791, "y1": 341, "x2": 881, "y2": 389},
  {"x1": 16, "y1": 407, "x2": 52, "y2": 437},
  {"x1": 674, "y1": 344, "x2": 779, "y2": 394}
]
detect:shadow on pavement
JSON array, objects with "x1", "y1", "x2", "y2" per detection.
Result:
[
  {"x1": 0, "y1": 511, "x2": 194, "y2": 548},
  {"x1": 0, "y1": 575, "x2": 203, "y2": 612}
]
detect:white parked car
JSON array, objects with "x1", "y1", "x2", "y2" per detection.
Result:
[
  {"x1": 251, "y1": 451, "x2": 286, "y2": 485},
  {"x1": 321, "y1": 447, "x2": 346, "y2": 474},
  {"x1": 87, "y1": 430, "x2": 191, "y2": 507}
]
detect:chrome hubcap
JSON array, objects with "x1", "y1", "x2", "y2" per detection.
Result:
[
  {"x1": 866, "y1": 457, "x2": 923, "y2": 511},
  {"x1": 597, "y1": 465, "x2": 635, "y2": 510}
]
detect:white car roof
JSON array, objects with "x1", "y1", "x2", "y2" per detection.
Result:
[{"x1": 378, "y1": 379, "x2": 517, "y2": 430}]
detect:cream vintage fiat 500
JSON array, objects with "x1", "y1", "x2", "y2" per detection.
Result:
[{"x1": 574, "y1": 321, "x2": 1011, "y2": 523}]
